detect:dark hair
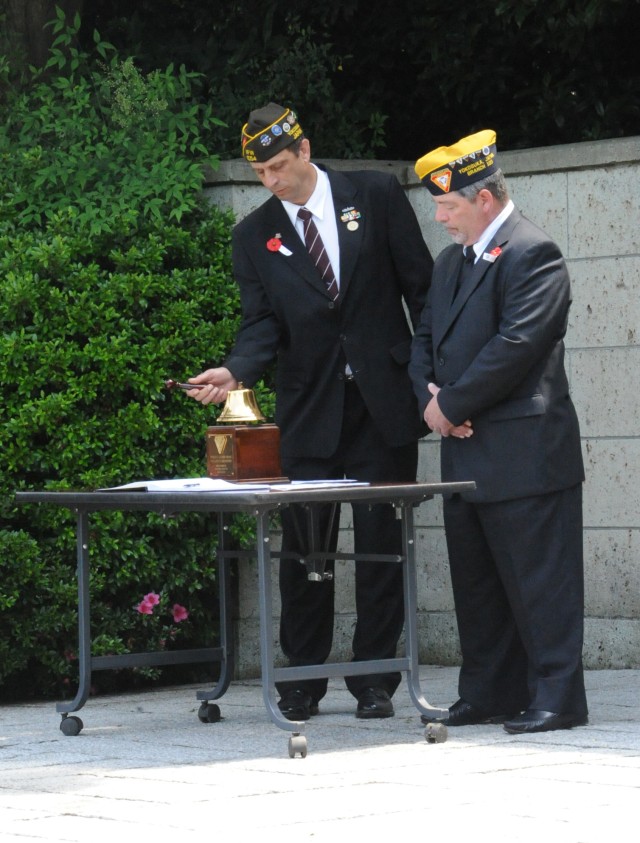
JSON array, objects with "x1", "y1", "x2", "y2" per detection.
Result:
[
  {"x1": 288, "y1": 137, "x2": 305, "y2": 156},
  {"x1": 458, "y1": 168, "x2": 509, "y2": 203}
]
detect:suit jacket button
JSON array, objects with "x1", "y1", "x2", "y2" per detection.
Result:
[
  {"x1": 439, "y1": 357, "x2": 445, "y2": 365},
  {"x1": 328, "y1": 301, "x2": 335, "y2": 310}
]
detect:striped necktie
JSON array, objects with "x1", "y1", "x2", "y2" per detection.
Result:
[{"x1": 297, "y1": 207, "x2": 339, "y2": 300}]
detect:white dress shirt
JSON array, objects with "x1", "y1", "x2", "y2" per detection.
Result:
[{"x1": 467, "y1": 199, "x2": 515, "y2": 262}]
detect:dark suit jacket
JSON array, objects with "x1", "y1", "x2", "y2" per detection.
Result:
[
  {"x1": 225, "y1": 167, "x2": 433, "y2": 459},
  {"x1": 409, "y1": 207, "x2": 584, "y2": 502}
]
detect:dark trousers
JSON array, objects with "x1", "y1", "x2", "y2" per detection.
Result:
[
  {"x1": 277, "y1": 381, "x2": 418, "y2": 703},
  {"x1": 443, "y1": 484, "x2": 588, "y2": 716}
]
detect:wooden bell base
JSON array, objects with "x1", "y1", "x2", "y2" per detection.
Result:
[{"x1": 205, "y1": 423, "x2": 286, "y2": 482}]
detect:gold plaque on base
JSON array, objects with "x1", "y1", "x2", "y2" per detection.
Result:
[{"x1": 205, "y1": 424, "x2": 284, "y2": 482}]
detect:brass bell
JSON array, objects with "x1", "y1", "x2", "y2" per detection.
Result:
[{"x1": 217, "y1": 382, "x2": 266, "y2": 423}]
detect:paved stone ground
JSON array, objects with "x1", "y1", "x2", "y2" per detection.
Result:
[{"x1": 1, "y1": 666, "x2": 639, "y2": 841}]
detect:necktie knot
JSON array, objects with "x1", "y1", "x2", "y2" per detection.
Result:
[
  {"x1": 464, "y1": 247, "x2": 475, "y2": 264},
  {"x1": 298, "y1": 207, "x2": 312, "y2": 222}
]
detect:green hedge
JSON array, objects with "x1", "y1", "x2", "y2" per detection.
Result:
[{"x1": 0, "y1": 14, "x2": 271, "y2": 701}]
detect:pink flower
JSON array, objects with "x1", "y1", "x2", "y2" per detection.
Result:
[
  {"x1": 266, "y1": 237, "x2": 282, "y2": 252},
  {"x1": 489, "y1": 246, "x2": 502, "y2": 257},
  {"x1": 172, "y1": 603, "x2": 189, "y2": 623},
  {"x1": 143, "y1": 592, "x2": 160, "y2": 606},
  {"x1": 136, "y1": 592, "x2": 160, "y2": 614}
]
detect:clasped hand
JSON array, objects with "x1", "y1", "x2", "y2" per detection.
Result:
[{"x1": 424, "y1": 383, "x2": 473, "y2": 438}]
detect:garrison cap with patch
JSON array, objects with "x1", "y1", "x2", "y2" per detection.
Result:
[
  {"x1": 415, "y1": 129, "x2": 498, "y2": 195},
  {"x1": 241, "y1": 102, "x2": 303, "y2": 163}
]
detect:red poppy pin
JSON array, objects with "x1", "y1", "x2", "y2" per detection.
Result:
[
  {"x1": 483, "y1": 246, "x2": 503, "y2": 263},
  {"x1": 266, "y1": 234, "x2": 293, "y2": 256}
]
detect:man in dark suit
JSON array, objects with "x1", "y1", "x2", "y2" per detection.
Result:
[
  {"x1": 187, "y1": 103, "x2": 433, "y2": 720},
  {"x1": 409, "y1": 129, "x2": 588, "y2": 733}
]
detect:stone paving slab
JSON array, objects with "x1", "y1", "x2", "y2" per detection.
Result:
[{"x1": 1, "y1": 666, "x2": 639, "y2": 841}]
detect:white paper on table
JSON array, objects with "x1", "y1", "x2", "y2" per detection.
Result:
[
  {"x1": 269, "y1": 479, "x2": 370, "y2": 491},
  {"x1": 98, "y1": 477, "x2": 272, "y2": 492}
]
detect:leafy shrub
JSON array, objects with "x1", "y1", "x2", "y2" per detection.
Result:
[{"x1": 0, "y1": 13, "x2": 270, "y2": 701}]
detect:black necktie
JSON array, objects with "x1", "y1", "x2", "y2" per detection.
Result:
[
  {"x1": 454, "y1": 247, "x2": 475, "y2": 297},
  {"x1": 297, "y1": 207, "x2": 339, "y2": 300}
]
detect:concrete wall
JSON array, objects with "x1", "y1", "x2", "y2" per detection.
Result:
[{"x1": 203, "y1": 135, "x2": 640, "y2": 674}]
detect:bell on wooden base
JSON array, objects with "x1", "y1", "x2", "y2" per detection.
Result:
[
  {"x1": 206, "y1": 383, "x2": 285, "y2": 481},
  {"x1": 216, "y1": 382, "x2": 266, "y2": 423}
]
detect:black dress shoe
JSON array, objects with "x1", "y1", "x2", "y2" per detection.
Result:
[
  {"x1": 421, "y1": 698, "x2": 515, "y2": 727},
  {"x1": 503, "y1": 709, "x2": 588, "y2": 734},
  {"x1": 356, "y1": 687, "x2": 394, "y2": 719},
  {"x1": 277, "y1": 689, "x2": 319, "y2": 721}
]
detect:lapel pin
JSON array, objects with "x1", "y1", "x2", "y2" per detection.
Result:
[
  {"x1": 482, "y1": 246, "x2": 502, "y2": 263},
  {"x1": 341, "y1": 207, "x2": 362, "y2": 231},
  {"x1": 266, "y1": 235, "x2": 292, "y2": 256}
]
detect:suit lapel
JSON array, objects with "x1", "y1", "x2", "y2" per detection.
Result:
[
  {"x1": 325, "y1": 169, "x2": 361, "y2": 299},
  {"x1": 433, "y1": 249, "x2": 465, "y2": 348},
  {"x1": 434, "y1": 211, "x2": 519, "y2": 348},
  {"x1": 447, "y1": 250, "x2": 491, "y2": 321}
]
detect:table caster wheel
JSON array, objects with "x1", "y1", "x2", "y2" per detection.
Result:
[
  {"x1": 60, "y1": 715, "x2": 83, "y2": 736},
  {"x1": 198, "y1": 702, "x2": 221, "y2": 723},
  {"x1": 425, "y1": 722, "x2": 447, "y2": 744},
  {"x1": 288, "y1": 734, "x2": 307, "y2": 758}
]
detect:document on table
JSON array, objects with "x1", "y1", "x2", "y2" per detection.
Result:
[
  {"x1": 99, "y1": 477, "x2": 272, "y2": 492},
  {"x1": 99, "y1": 478, "x2": 370, "y2": 493},
  {"x1": 270, "y1": 479, "x2": 369, "y2": 491}
]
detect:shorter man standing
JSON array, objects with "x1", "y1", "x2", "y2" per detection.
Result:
[{"x1": 409, "y1": 130, "x2": 588, "y2": 733}]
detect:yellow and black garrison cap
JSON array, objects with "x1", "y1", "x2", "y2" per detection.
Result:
[
  {"x1": 415, "y1": 130, "x2": 498, "y2": 195},
  {"x1": 241, "y1": 102, "x2": 303, "y2": 163}
]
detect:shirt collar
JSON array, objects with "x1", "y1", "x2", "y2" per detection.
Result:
[{"x1": 470, "y1": 199, "x2": 514, "y2": 259}]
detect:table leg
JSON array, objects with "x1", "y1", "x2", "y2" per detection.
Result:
[
  {"x1": 196, "y1": 513, "x2": 236, "y2": 721},
  {"x1": 401, "y1": 503, "x2": 448, "y2": 721},
  {"x1": 255, "y1": 508, "x2": 304, "y2": 734},
  {"x1": 56, "y1": 510, "x2": 92, "y2": 733}
]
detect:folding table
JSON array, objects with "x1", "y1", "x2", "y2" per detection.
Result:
[{"x1": 15, "y1": 480, "x2": 474, "y2": 757}]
